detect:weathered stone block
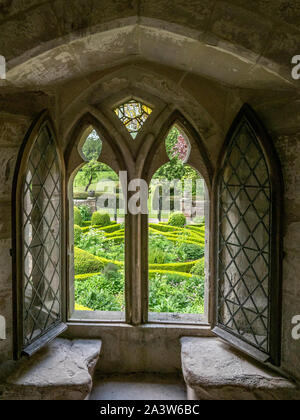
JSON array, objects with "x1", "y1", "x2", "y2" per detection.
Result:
[
  {"x1": 0, "y1": 117, "x2": 29, "y2": 147},
  {"x1": 0, "y1": 290, "x2": 13, "y2": 363},
  {"x1": 140, "y1": 0, "x2": 213, "y2": 31},
  {"x1": 0, "y1": 147, "x2": 18, "y2": 200},
  {"x1": 181, "y1": 337, "x2": 300, "y2": 400},
  {"x1": 0, "y1": 239, "x2": 12, "y2": 292},
  {"x1": 1, "y1": 338, "x2": 102, "y2": 400},
  {"x1": 209, "y1": 2, "x2": 272, "y2": 55},
  {"x1": 0, "y1": 204, "x2": 11, "y2": 239},
  {"x1": 281, "y1": 293, "x2": 300, "y2": 382}
]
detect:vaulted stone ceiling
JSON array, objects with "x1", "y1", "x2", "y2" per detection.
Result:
[{"x1": 0, "y1": 0, "x2": 300, "y2": 91}]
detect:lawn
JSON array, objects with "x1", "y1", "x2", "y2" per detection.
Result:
[{"x1": 73, "y1": 209, "x2": 205, "y2": 315}]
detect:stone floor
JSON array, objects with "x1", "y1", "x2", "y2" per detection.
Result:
[{"x1": 89, "y1": 373, "x2": 187, "y2": 400}]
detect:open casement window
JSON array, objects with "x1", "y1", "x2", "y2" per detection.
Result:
[
  {"x1": 213, "y1": 104, "x2": 283, "y2": 366},
  {"x1": 13, "y1": 111, "x2": 67, "y2": 359}
]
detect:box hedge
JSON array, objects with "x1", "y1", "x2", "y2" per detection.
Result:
[
  {"x1": 80, "y1": 222, "x2": 120, "y2": 233},
  {"x1": 74, "y1": 247, "x2": 123, "y2": 274},
  {"x1": 168, "y1": 212, "x2": 186, "y2": 227},
  {"x1": 74, "y1": 247, "x2": 105, "y2": 274},
  {"x1": 91, "y1": 211, "x2": 111, "y2": 227},
  {"x1": 190, "y1": 257, "x2": 205, "y2": 277},
  {"x1": 74, "y1": 206, "x2": 83, "y2": 226},
  {"x1": 148, "y1": 269, "x2": 193, "y2": 279},
  {"x1": 149, "y1": 259, "x2": 200, "y2": 273},
  {"x1": 74, "y1": 224, "x2": 82, "y2": 245}
]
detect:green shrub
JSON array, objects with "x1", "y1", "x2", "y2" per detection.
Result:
[
  {"x1": 148, "y1": 269, "x2": 193, "y2": 279},
  {"x1": 80, "y1": 222, "x2": 118, "y2": 233},
  {"x1": 75, "y1": 271, "x2": 124, "y2": 311},
  {"x1": 74, "y1": 206, "x2": 83, "y2": 226},
  {"x1": 149, "y1": 259, "x2": 200, "y2": 273},
  {"x1": 168, "y1": 212, "x2": 186, "y2": 227},
  {"x1": 74, "y1": 247, "x2": 123, "y2": 275},
  {"x1": 148, "y1": 272, "x2": 204, "y2": 314},
  {"x1": 75, "y1": 272, "x2": 101, "y2": 281},
  {"x1": 149, "y1": 223, "x2": 182, "y2": 233},
  {"x1": 98, "y1": 222, "x2": 119, "y2": 233},
  {"x1": 149, "y1": 248, "x2": 168, "y2": 264},
  {"x1": 102, "y1": 235, "x2": 124, "y2": 244},
  {"x1": 91, "y1": 211, "x2": 111, "y2": 227},
  {"x1": 177, "y1": 243, "x2": 204, "y2": 261},
  {"x1": 186, "y1": 225, "x2": 205, "y2": 235},
  {"x1": 74, "y1": 247, "x2": 104, "y2": 274},
  {"x1": 190, "y1": 258, "x2": 205, "y2": 277},
  {"x1": 74, "y1": 225, "x2": 82, "y2": 245},
  {"x1": 78, "y1": 205, "x2": 91, "y2": 222}
]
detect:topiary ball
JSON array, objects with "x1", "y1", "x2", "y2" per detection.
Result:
[
  {"x1": 74, "y1": 206, "x2": 83, "y2": 226},
  {"x1": 168, "y1": 212, "x2": 186, "y2": 227},
  {"x1": 91, "y1": 211, "x2": 111, "y2": 227},
  {"x1": 74, "y1": 224, "x2": 82, "y2": 245}
]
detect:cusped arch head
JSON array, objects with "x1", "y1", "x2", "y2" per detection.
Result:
[
  {"x1": 141, "y1": 110, "x2": 213, "y2": 191},
  {"x1": 78, "y1": 127, "x2": 102, "y2": 162},
  {"x1": 64, "y1": 112, "x2": 127, "y2": 180}
]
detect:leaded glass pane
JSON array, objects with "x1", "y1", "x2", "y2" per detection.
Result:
[
  {"x1": 114, "y1": 100, "x2": 152, "y2": 138},
  {"x1": 23, "y1": 126, "x2": 61, "y2": 348},
  {"x1": 217, "y1": 122, "x2": 271, "y2": 354}
]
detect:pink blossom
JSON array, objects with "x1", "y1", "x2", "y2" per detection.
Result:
[{"x1": 172, "y1": 134, "x2": 188, "y2": 161}]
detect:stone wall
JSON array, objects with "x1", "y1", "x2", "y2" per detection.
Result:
[
  {"x1": 73, "y1": 198, "x2": 97, "y2": 214},
  {"x1": 0, "y1": 114, "x2": 31, "y2": 363},
  {"x1": 0, "y1": 0, "x2": 299, "y2": 382},
  {"x1": 274, "y1": 131, "x2": 300, "y2": 381}
]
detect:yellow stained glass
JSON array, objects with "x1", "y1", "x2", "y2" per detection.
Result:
[{"x1": 114, "y1": 99, "x2": 153, "y2": 138}]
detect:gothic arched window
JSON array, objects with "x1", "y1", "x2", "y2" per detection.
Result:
[
  {"x1": 13, "y1": 112, "x2": 66, "y2": 358},
  {"x1": 213, "y1": 104, "x2": 283, "y2": 366}
]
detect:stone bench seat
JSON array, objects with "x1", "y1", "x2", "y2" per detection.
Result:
[
  {"x1": 1, "y1": 338, "x2": 102, "y2": 400},
  {"x1": 181, "y1": 337, "x2": 300, "y2": 400}
]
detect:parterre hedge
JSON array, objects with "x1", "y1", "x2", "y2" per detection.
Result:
[
  {"x1": 74, "y1": 247, "x2": 201, "y2": 275},
  {"x1": 74, "y1": 247, "x2": 122, "y2": 274}
]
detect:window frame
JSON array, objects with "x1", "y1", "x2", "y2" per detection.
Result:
[
  {"x1": 64, "y1": 114, "x2": 130, "y2": 324},
  {"x1": 212, "y1": 104, "x2": 283, "y2": 366},
  {"x1": 65, "y1": 109, "x2": 213, "y2": 327},
  {"x1": 12, "y1": 110, "x2": 67, "y2": 360},
  {"x1": 141, "y1": 111, "x2": 213, "y2": 325}
]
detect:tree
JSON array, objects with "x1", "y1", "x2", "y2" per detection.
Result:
[
  {"x1": 81, "y1": 159, "x2": 102, "y2": 192},
  {"x1": 82, "y1": 130, "x2": 102, "y2": 161}
]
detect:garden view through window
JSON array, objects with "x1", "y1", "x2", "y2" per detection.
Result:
[
  {"x1": 71, "y1": 124, "x2": 207, "y2": 322},
  {"x1": 148, "y1": 126, "x2": 206, "y2": 322}
]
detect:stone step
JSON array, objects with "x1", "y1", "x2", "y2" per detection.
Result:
[
  {"x1": 1, "y1": 338, "x2": 102, "y2": 400},
  {"x1": 181, "y1": 337, "x2": 300, "y2": 400}
]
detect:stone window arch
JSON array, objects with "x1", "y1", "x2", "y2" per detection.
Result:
[
  {"x1": 64, "y1": 105, "x2": 213, "y2": 326},
  {"x1": 146, "y1": 123, "x2": 210, "y2": 324},
  {"x1": 65, "y1": 115, "x2": 128, "y2": 323},
  {"x1": 140, "y1": 111, "x2": 213, "y2": 325}
]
